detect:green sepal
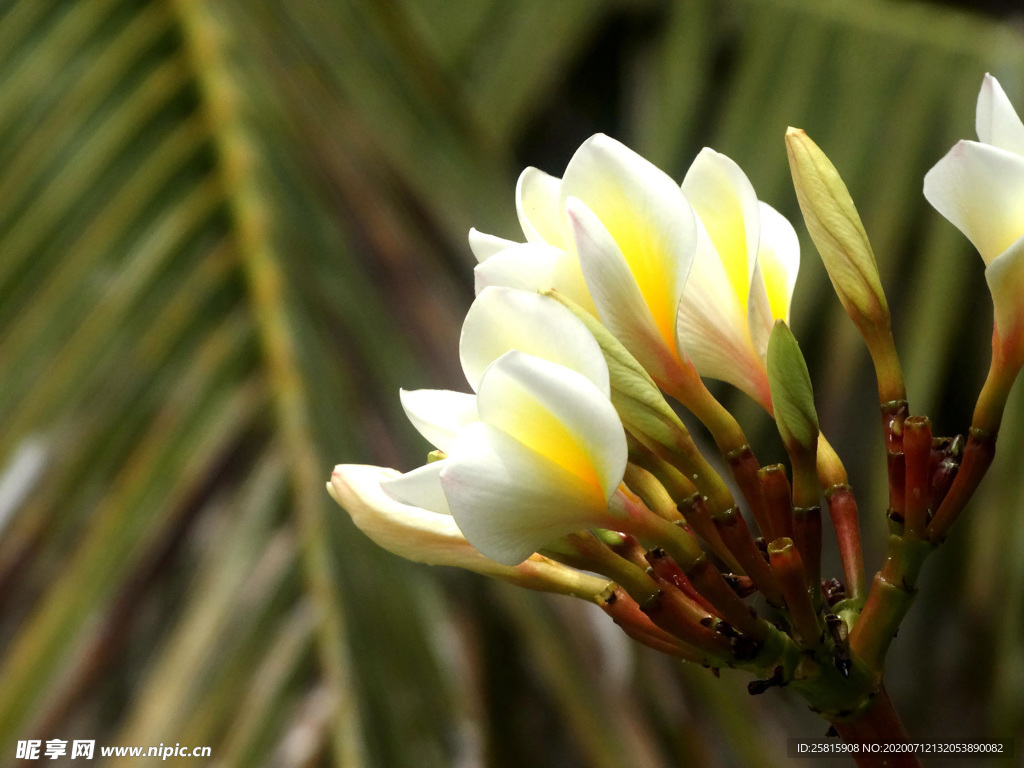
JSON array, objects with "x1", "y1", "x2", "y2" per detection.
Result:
[
  {"x1": 767, "y1": 321, "x2": 819, "y2": 453},
  {"x1": 542, "y1": 289, "x2": 692, "y2": 451}
]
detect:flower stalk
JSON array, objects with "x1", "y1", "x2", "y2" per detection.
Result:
[
  {"x1": 902, "y1": 417, "x2": 932, "y2": 539},
  {"x1": 768, "y1": 538, "x2": 822, "y2": 648},
  {"x1": 599, "y1": 588, "x2": 722, "y2": 665},
  {"x1": 824, "y1": 484, "x2": 866, "y2": 602},
  {"x1": 759, "y1": 464, "x2": 795, "y2": 543},
  {"x1": 711, "y1": 507, "x2": 784, "y2": 606}
]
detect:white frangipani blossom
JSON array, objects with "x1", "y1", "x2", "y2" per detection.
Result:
[
  {"x1": 433, "y1": 351, "x2": 627, "y2": 565},
  {"x1": 376, "y1": 287, "x2": 627, "y2": 566},
  {"x1": 677, "y1": 148, "x2": 800, "y2": 408},
  {"x1": 469, "y1": 135, "x2": 800, "y2": 408},
  {"x1": 328, "y1": 465, "x2": 612, "y2": 599},
  {"x1": 924, "y1": 74, "x2": 1024, "y2": 364}
]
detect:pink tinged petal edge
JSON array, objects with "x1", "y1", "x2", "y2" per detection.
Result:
[
  {"x1": 676, "y1": 214, "x2": 764, "y2": 402},
  {"x1": 459, "y1": 286, "x2": 610, "y2": 395}
]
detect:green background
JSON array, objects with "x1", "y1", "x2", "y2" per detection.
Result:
[{"x1": 0, "y1": 0, "x2": 1021, "y2": 765}]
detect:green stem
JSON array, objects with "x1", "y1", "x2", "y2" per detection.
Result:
[
  {"x1": 848, "y1": 537, "x2": 933, "y2": 674},
  {"x1": 864, "y1": 326, "x2": 907, "y2": 405}
]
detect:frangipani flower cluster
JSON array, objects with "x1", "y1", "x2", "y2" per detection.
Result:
[
  {"x1": 472, "y1": 135, "x2": 800, "y2": 411},
  {"x1": 329, "y1": 78, "x2": 1024, "y2": 747}
]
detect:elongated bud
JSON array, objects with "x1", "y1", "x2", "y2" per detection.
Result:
[
  {"x1": 786, "y1": 129, "x2": 905, "y2": 403},
  {"x1": 766, "y1": 321, "x2": 819, "y2": 455},
  {"x1": 785, "y1": 128, "x2": 889, "y2": 331}
]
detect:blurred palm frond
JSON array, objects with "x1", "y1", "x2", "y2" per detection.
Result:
[{"x1": 0, "y1": 0, "x2": 1022, "y2": 765}]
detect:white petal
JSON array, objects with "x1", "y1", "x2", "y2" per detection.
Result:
[
  {"x1": 559, "y1": 134, "x2": 695, "y2": 338},
  {"x1": 380, "y1": 461, "x2": 451, "y2": 515},
  {"x1": 333, "y1": 465, "x2": 611, "y2": 595},
  {"x1": 441, "y1": 422, "x2": 616, "y2": 565},
  {"x1": 568, "y1": 197, "x2": 684, "y2": 382},
  {"x1": 676, "y1": 215, "x2": 767, "y2": 404},
  {"x1": 976, "y1": 74, "x2": 1024, "y2": 157},
  {"x1": 516, "y1": 167, "x2": 567, "y2": 248},
  {"x1": 459, "y1": 286, "x2": 609, "y2": 395},
  {"x1": 476, "y1": 350, "x2": 626, "y2": 500},
  {"x1": 472, "y1": 242, "x2": 597, "y2": 314},
  {"x1": 399, "y1": 388, "x2": 478, "y2": 453},
  {"x1": 681, "y1": 148, "x2": 760, "y2": 310},
  {"x1": 923, "y1": 140, "x2": 1024, "y2": 265},
  {"x1": 986, "y1": 234, "x2": 1024, "y2": 346},
  {"x1": 748, "y1": 202, "x2": 801, "y2": 359},
  {"x1": 468, "y1": 228, "x2": 519, "y2": 263},
  {"x1": 330, "y1": 464, "x2": 470, "y2": 565}
]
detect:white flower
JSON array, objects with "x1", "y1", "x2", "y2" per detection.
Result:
[
  {"x1": 677, "y1": 148, "x2": 800, "y2": 408},
  {"x1": 384, "y1": 350, "x2": 627, "y2": 566},
  {"x1": 393, "y1": 283, "x2": 608, "y2": 474},
  {"x1": 924, "y1": 74, "x2": 1024, "y2": 364},
  {"x1": 379, "y1": 286, "x2": 626, "y2": 566},
  {"x1": 328, "y1": 465, "x2": 612, "y2": 599},
  {"x1": 470, "y1": 135, "x2": 800, "y2": 408}
]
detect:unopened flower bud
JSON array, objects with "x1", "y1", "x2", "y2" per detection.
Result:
[
  {"x1": 766, "y1": 321, "x2": 818, "y2": 455},
  {"x1": 785, "y1": 127, "x2": 889, "y2": 332}
]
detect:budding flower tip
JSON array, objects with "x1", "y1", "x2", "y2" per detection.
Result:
[{"x1": 785, "y1": 126, "x2": 804, "y2": 138}]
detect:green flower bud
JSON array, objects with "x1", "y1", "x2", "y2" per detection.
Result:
[
  {"x1": 785, "y1": 128, "x2": 889, "y2": 332},
  {"x1": 766, "y1": 321, "x2": 819, "y2": 454}
]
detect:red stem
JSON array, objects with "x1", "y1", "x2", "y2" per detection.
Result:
[
  {"x1": 792, "y1": 505, "x2": 823, "y2": 606},
  {"x1": 601, "y1": 587, "x2": 716, "y2": 664},
  {"x1": 760, "y1": 464, "x2": 795, "y2": 541},
  {"x1": 767, "y1": 538, "x2": 821, "y2": 646},
  {"x1": 645, "y1": 548, "x2": 720, "y2": 616},
  {"x1": 927, "y1": 428, "x2": 996, "y2": 542},
  {"x1": 831, "y1": 685, "x2": 920, "y2": 768},
  {"x1": 825, "y1": 485, "x2": 865, "y2": 600},
  {"x1": 902, "y1": 417, "x2": 932, "y2": 539},
  {"x1": 881, "y1": 401, "x2": 908, "y2": 518},
  {"x1": 725, "y1": 444, "x2": 773, "y2": 539},
  {"x1": 686, "y1": 558, "x2": 766, "y2": 641},
  {"x1": 711, "y1": 507, "x2": 783, "y2": 606}
]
